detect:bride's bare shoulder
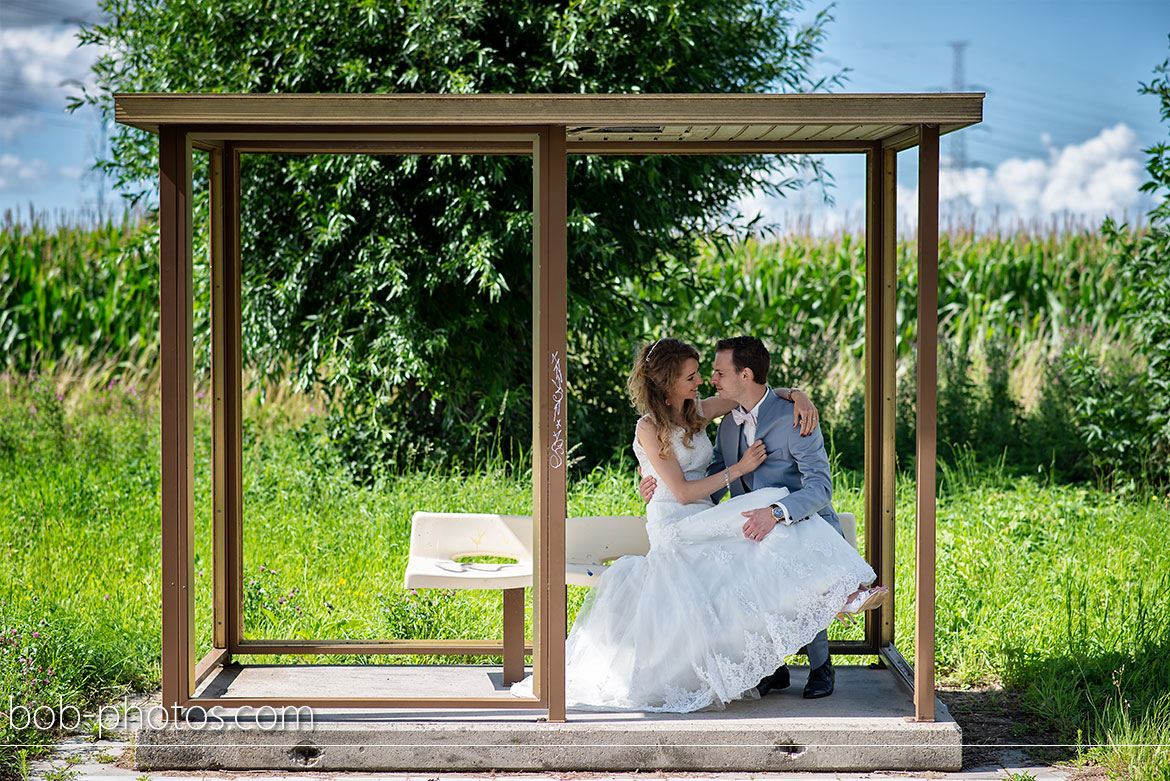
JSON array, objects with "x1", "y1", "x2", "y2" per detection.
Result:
[{"x1": 637, "y1": 415, "x2": 668, "y2": 443}]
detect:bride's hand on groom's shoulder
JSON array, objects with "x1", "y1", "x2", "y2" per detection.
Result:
[{"x1": 791, "y1": 390, "x2": 819, "y2": 437}]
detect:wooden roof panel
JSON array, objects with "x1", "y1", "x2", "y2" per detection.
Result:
[{"x1": 115, "y1": 93, "x2": 982, "y2": 150}]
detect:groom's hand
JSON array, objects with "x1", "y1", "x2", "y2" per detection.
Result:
[{"x1": 741, "y1": 507, "x2": 778, "y2": 542}]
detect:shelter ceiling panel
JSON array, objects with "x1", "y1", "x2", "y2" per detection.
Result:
[
  {"x1": 857, "y1": 124, "x2": 903, "y2": 140},
  {"x1": 704, "y1": 124, "x2": 751, "y2": 141},
  {"x1": 787, "y1": 124, "x2": 833, "y2": 140}
]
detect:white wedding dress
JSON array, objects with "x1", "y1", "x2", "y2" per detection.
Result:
[{"x1": 512, "y1": 417, "x2": 876, "y2": 712}]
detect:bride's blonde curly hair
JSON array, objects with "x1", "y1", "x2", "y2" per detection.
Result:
[{"x1": 627, "y1": 338, "x2": 706, "y2": 459}]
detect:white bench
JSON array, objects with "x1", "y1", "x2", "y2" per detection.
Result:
[
  {"x1": 404, "y1": 512, "x2": 651, "y2": 682},
  {"x1": 403, "y1": 510, "x2": 856, "y2": 683}
]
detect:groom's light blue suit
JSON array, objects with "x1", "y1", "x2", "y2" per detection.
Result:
[{"x1": 707, "y1": 387, "x2": 842, "y2": 669}]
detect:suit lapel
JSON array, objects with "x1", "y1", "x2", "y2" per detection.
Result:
[
  {"x1": 755, "y1": 388, "x2": 782, "y2": 440},
  {"x1": 738, "y1": 425, "x2": 753, "y2": 491},
  {"x1": 719, "y1": 419, "x2": 747, "y2": 495},
  {"x1": 742, "y1": 390, "x2": 783, "y2": 493}
]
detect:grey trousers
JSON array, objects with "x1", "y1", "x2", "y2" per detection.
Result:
[{"x1": 802, "y1": 630, "x2": 830, "y2": 670}]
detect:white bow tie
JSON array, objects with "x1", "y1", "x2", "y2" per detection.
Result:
[{"x1": 731, "y1": 407, "x2": 757, "y2": 427}]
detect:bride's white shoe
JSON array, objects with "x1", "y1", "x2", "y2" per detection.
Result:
[{"x1": 835, "y1": 585, "x2": 890, "y2": 625}]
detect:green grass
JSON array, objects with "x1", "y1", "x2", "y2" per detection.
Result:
[{"x1": 1, "y1": 371, "x2": 1169, "y2": 778}]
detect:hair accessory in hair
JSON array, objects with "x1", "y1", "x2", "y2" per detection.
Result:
[{"x1": 644, "y1": 339, "x2": 662, "y2": 362}]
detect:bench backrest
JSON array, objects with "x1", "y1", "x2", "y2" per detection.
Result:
[
  {"x1": 565, "y1": 515, "x2": 651, "y2": 564},
  {"x1": 407, "y1": 512, "x2": 651, "y2": 567},
  {"x1": 839, "y1": 512, "x2": 857, "y2": 549},
  {"x1": 406, "y1": 510, "x2": 855, "y2": 578},
  {"x1": 407, "y1": 512, "x2": 534, "y2": 562}
]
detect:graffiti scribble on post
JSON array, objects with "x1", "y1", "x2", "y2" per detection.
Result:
[{"x1": 549, "y1": 351, "x2": 565, "y2": 469}]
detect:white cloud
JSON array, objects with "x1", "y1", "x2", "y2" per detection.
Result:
[
  {"x1": 0, "y1": 154, "x2": 50, "y2": 191},
  {"x1": 735, "y1": 175, "x2": 866, "y2": 237},
  {"x1": 936, "y1": 124, "x2": 1145, "y2": 229},
  {"x1": 736, "y1": 124, "x2": 1150, "y2": 235},
  {"x1": 0, "y1": 23, "x2": 107, "y2": 135},
  {"x1": 0, "y1": 114, "x2": 41, "y2": 142},
  {"x1": 0, "y1": 25, "x2": 95, "y2": 92}
]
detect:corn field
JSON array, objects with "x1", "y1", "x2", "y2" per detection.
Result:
[
  {"x1": 643, "y1": 229, "x2": 1134, "y2": 365},
  {"x1": 1, "y1": 210, "x2": 161, "y2": 370},
  {"x1": 2, "y1": 211, "x2": 1136, "y2": 389}
]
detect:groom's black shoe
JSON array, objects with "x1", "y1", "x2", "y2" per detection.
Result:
[
  {"x1": 802, "y1": 659, "x2": 835, "y2": 699},
  {"x1": 755, "y1": 664, "x2": 791, "y2": 697}
]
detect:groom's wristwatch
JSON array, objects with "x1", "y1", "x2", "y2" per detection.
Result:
[{"x1": 770, "y1": 504, "x2": 787, "y2": 524}]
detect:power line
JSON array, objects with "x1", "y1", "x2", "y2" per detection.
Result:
[
  {"x1": 947, "y1": 41, "x2": 970, "y2": 169},
  {"x1": 0, "y1": 0, "x2": 104, "y2": 26}
]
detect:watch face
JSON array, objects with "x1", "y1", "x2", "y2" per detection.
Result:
[{"x1": 771, "y1": 506, "x2": 784, "y2": 521}]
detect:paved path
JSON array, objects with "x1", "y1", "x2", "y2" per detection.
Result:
[{"x1": 30, "y1": 731, "x2": 1074, "y2": 781}]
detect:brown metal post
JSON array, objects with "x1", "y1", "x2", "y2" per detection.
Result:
[
  {"x1": 532, "y1": 126, "x2": 568, "y2": 722},
  {"x1": 159, "y1": 126, "x2": 195, "y2": 717},
  {"x1": 212, "y1": 144, "x2": 244, "y2": 659},
  {"x1": 914, "y1": 125, "x2": 940, "y2": 722},
  {"x1": 210, "y1": 147, "x2": 227, "y2": 654},
  {"x1": 880, "y1": 147, "x2": 898, "y2": 649},
  {"x1": 863, "y1": 145, "x2": 883, "y2": 651},
  {"x1": 224, "y1": 144, "x2": 244, "y2": 653},
  {"x1": 502, "y1": 588, "x2": 525, "y2": 684}
]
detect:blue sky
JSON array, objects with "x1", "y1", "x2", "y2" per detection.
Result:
[
  {"x1": 747, "y1": 0, "x2": 1169, "y2": 233},
  {"x1": 1, "y1": 0, "x2": 1167, "y2": 230}
]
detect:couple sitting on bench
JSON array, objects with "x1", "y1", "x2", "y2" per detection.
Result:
[{"x1": 409, "y1": 336, "x2": 887, "y2": 713}]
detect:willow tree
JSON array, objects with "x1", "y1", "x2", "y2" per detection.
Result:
[{"x1": 76, "y1": 0, "x2": 839, "y2": 473}]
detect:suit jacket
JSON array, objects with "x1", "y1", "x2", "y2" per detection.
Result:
[{"x1": 707, "y1": 389, "x2": 842, "y2": 537}]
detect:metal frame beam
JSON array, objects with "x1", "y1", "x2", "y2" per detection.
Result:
[
  {"x1": 532, "y1": 126, "x2": 569, "y2": 722},
  {"x1": 159, "y1": 125, "x2": 195, "y2": 719},
  {"x1": 863, "y1": 142, "x2": 899, "y2": 655},
  {"x1": 148, "y1": 111, "x2": 956, "y2": 723},
  {"x1": 914, "y1": 125, "x2": 941, "y2": 723}
]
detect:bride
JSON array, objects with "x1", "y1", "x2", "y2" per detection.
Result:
[{"x1": 513, "y1": 338, "x2": 882, "y2": 712}]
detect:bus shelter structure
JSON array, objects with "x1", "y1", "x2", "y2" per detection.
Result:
[{"x1": 115, "y1": 92, "x2": 983, "y2": 726}]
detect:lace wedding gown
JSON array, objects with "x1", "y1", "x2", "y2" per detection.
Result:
[{"x1": 512, "y1": 417, "x2": 876, "y2": 713}]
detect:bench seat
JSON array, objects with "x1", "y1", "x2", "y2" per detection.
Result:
[{"x1": 402, "y1": 509, "x2": 856, "y2": 683}]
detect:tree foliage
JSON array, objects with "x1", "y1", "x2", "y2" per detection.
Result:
[
  {"x1": 74, "y1": 0, "x2": 838, "y2": 473},
  {"x1": 1101, "y1": 43, "x2": 1170, "y2": 484}
]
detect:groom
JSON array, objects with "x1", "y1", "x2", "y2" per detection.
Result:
[
  {"x1": 707, "y1": 335, "x2": 841, "y2": 699},
  {"x1": 640, "y1": 335, "x2": 842, "y2": 699}
]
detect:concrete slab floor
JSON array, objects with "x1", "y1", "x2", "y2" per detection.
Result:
[
  {"x1": 148, "y1": 666, "x2": 964, "y2": 772},
  {"x1": 21, "y1": 667, "x2": 1071, "y2": 779}
]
